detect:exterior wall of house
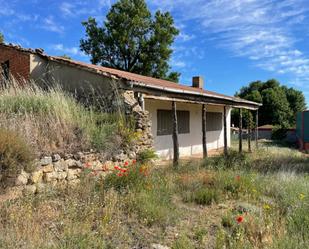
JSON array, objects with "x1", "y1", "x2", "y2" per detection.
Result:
[
  {"x1": 29, "y1": 54, "x2": 119, "y2": 108},
  {"x1": 145, "y1": 99, "x2": 231, "y2": 159},
  {"x1": 0, "y1": 45, "x2": 30, "y2": 81}
]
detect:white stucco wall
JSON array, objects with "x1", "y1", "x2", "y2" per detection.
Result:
[{"x1": 145, "y1": 99, "x2": 231, "y2": 159}]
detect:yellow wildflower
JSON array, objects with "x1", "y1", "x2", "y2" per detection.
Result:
[
  {"x1": 299, "y1": 193, "x2": 305, "y2": 200},
  {"x1": 263, "y1": 204, "x2": 271, "y2": 210}
]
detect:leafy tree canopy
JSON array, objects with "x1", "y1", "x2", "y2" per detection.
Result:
[
  {"x1": 0, "y1": 32, "x2": 4, "y2": 44},
  {"x1": 80, "y1": 0, "x2": 180, "y2": 82},
  {"x1": 233, "y1": 79, "x2": 306, "y2": 128}
]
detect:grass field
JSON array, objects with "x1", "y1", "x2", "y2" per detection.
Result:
[{"x1": 1, "y1": 141, "x2": 309, "y2": 249}]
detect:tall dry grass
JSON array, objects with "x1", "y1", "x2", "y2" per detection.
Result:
[{"x1": 0, "y1": 78, "x2": 125, "y2": 156}]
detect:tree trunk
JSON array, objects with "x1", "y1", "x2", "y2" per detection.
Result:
[
  {"x1": 224, "y1": 106, "x2": 228, "y2": 156},
  {"x1": 172, "y1": 101, "x2": 179, "y2": 168},
  {"x1": 202, "y1": 104, "x2": 208, "y2": 158},
  {"x1": 239, "y1": 108, "x2": 243, "y2": 153}
]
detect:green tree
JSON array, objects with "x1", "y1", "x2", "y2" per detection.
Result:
[
  {"x1": 80, "y1": 0, "x2": 180, "y2": 82},
  {"x1": 0, "y1": 32, "x2": 4, "y2": 44},
  {"x1": 59, "y1": 54, "x2": 72, "y2": 60},
  {"x1": 232, "y1": 79, "x2": 306, "y2": 128}
]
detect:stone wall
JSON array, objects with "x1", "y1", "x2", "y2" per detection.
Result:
[
  {"x1": 8, "y1": 152, "x2": 133, "y2": 195},
  {"x1": 123, "y1": 90, "x2": 153, "y2": 153}
]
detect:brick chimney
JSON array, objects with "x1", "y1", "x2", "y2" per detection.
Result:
[{"x1": 192, "y1": 76, "x2": 204, "y2": 89}]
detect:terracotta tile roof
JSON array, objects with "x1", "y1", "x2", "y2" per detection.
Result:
[{"x1": 0, "y1": 43, "x2": 261, "y2": 108}]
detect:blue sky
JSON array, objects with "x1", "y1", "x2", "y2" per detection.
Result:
[{"x1": 1, "y1": 0, "x2": 309, "y2": 105}]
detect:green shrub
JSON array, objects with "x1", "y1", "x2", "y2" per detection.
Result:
[
  {"x1": 172, "y1": 234, "x2": 195, "y2": 249},
  {"x1": 137, "y1": 149, "x2": 158, "y2": 163},
  {"x1": 192, "y1": 188, "x2": 219, "y2": 205},
  {"x1": 206, "y1": 150, "x2": 250, "y2": 170},
  {"x1": 271, "y1": 126, "x2": 288, "y2": 140},
  {"x1": 0, "y1": 129, "x2": 34, "y2": 186}
]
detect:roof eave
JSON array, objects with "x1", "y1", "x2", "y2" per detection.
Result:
[{"x1": 128, "y1": 80, "x2": 261, "y2": 110}]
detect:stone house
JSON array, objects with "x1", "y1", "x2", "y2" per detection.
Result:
[{"x1": 0, "y1": 44, "x2": 261, "y2": 159}]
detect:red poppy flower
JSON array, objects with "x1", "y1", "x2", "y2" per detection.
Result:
[
  {"x1": 117, "y1": 173, "x2": 123, "y2": 177},
  {"x1": 114, "y1": 165, "x2": 119, "y2": 170},
  {"x1": 132, "y1": 159, "x2": 136, "y2": 164},
  {"x1": 236, "y1": 215, "x2": 244, "y2": 223},
  {"x1": 124, "y1": 161, "x2": 129, "y2": 167},
  {"x1": 235, "y1": 175, "x2": 241, "y2": 181}
]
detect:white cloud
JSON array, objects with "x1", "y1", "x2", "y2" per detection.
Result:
[
  {"x1": 60, "y1": 2, "x2": 74, "y2": 17},
  {"x1": 178, "y1": 32, "x2": 195, "y2": 42},
  {"x1": 42, "y1": 16, "x2": 64, "y2": 34},
  {"x1": 171, "y1": 58, "x2": 186, "y2": 68},
  {"x1": 150, "y1": 0, "x2": 309, "y2": 88},
  {"x1": 59, "y1": 0, "x2": 111, "y2": 18},
  {"x1": 50, "y1": 44, "x2": 86, "y2": 57}
]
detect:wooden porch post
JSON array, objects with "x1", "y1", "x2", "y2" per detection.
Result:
[
  {"x1": 172, "y1": 101, "x2": 179, "y2": 168},
  {"x1": 255, "y1": 109, "x2": 259, "y2": 149},
  {"x1": 239, "y1": 108, "x2": 243, "y2": 153},
  {"x1": 224, "y1": 106, "x2": 228, "y2": 156},
  {"x1": 202, "y1": 104, "x2": 208, "y2": 158},
  {"x1": 248, "y1": 111, "x2": 252, "y2": 153}
]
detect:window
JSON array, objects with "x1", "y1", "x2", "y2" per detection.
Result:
[
  {"x1": 206, "y1": 112, "x2": 223, "y2": 131},
  {"x1": 157, "y1": 110, "x2": 190, "y2": 136},
  {"x1": 1, "y1": 60, "x2": 9, "y2": 80}
]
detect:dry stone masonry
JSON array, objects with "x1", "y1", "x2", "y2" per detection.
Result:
[{"x1": 9, "y1": 152, "x2": 133, "y2": 195}]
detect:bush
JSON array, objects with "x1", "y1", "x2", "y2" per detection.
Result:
[
  {"x1": 191, "y1": 188, "x2": 219, "y2": 205},
  {"x1": 172, "y1": 234, "x2": 195, "y2": 249},
  {"x1": 137, "y1": 149, "x2": 158, "y2": 164},
  {"x1": 205, "y1": 150, "x2": 250, "y2": 170},
  {"x1": 0, "y1": 129, "x2": 34, "y2": 186},
  {"x1": 271, "y1": 126, "x2": 288, "y2": 140}
]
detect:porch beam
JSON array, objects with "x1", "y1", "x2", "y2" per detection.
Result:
[
  {"x1": 239, "y1": 108, "x2": 243, "y2": 153},
  {"x1": 172, "y1": 101, "x2": 179, "y2": 168},
  {"x1": 202, "y1": 104, "x2": 208, "y2": 158},
  {"x1": 224, "y1": 106, "x2": 228, "y2": 156}
]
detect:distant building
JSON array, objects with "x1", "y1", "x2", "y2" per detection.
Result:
[{"x1": 296, "y1": 111, "x2": 309, "y2": 150}]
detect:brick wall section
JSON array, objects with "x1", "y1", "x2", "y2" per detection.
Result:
[{"x1": 0, "y1": 45, "x2": 30, "y2": 81}]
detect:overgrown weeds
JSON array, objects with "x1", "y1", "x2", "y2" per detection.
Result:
[
  {"x1": 0, "y1": 79, "x2": 134, "y2": 156},
  {"x1": 0, "y1": 129, "x2": 35, "y2": 187},
  {"x1": 1, "y1": 142, "x2": 309, "y2": 248}
]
